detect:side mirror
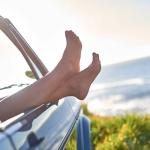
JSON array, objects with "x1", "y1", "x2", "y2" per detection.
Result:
[{"x1": 25, "y1": 70, "x2": 35, "y2": 79}]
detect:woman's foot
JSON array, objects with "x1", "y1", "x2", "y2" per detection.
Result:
[
  {"x1": 68, "y1": 53, "x2": 101, "y2": 100},
  {"x1": 48, "y1": 53, "x2": 101, "y2": 102},
  {"x1": 63, "y1": 30, "x2": 82, "y2": 72},
  {"x1": 54, "y1": 30, "x2": 82, "y2": 79}
]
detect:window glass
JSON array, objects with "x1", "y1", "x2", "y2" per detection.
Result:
[{"x1": 0, "y1": 30, "x2": 35, "y2": 98}]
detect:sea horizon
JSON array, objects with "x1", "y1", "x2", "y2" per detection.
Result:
[{"x1": 86, "y1": 56, "x2": 150, "y2": 116}]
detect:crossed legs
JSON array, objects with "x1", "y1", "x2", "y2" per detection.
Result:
[
  {"x1": 0, "y1": 30, "x2": 101, "y2": 121},
  {"x1": 45, "y1": 31, "x2": 101, "y2": 102}
]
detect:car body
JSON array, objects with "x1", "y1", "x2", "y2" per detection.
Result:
[{"x1": 0, "y1": 16, "x2": 91, "y2": 150}]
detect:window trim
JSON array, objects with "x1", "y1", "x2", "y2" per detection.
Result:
[{"x1": 0, "y1": 16, "x2": 48, "y2": 80}]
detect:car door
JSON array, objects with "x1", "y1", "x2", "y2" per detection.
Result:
[{"x1": 0, "y1": 16, "x2": 81, "y2": 150}]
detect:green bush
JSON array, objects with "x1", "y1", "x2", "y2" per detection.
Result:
[{"x1": 65, "y1": 105, "x2": 150, "y2": 150}]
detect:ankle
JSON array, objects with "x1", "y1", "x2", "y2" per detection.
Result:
[{"x1": 68, "y1": 79, "x2": 87, "y2": 100}]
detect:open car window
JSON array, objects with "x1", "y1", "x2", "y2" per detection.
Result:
[
  {"x1": 0, "y1": 16, "x2": 66, "y2": 127},
  {"x1": 0, "y1": 16, "x2": 50, "y2": 101},
  {"x1": 0, "y1": 16, "x2": 49, "y2": 125},
  {"x1": 0, "y1": 30, "x2": 35, "y2": 99},
  {"x1": 0, "y1": 17, "x2": 81, "y2": 150}
]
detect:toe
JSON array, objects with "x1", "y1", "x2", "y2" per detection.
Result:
[
  {"x1": 65, "y1": 30, "x2": 82, "y2": 49},
  {"x1": 91, "y1": 53, "x2": 101, "y2": 73},
  {"x1": 93, "y1": 53, "x2": 100, "y2": 62},
  {"x1": 67, "y1": 30, "x2": 75, "y2": 39},
  {"x1": 68, "y1": 30, "x2": 79, "y2": 39},
  {"x1": 65, "y1": 30, "x2": 69, "y2": 38},
  {"x1": 65, "y1": 30, "x2": 75, "y2": 42}
]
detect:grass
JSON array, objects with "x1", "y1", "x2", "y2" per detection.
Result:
[{"x1": 65, "y1": 104, "x2": 150, "y2": 150}]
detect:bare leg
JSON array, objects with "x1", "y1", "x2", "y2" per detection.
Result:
[
  {"x1": 20, "y1": 30, "x2": 82, "y2": 105},
  {"x1": 47, "y1": 53, "x2": 101, "y2": 102},
  {"x1": 0, "y1": 31, "x2": 82, "y2": 121},
  {"x1": 53, "y1": 30, "x2": 82, "y2": 79}
]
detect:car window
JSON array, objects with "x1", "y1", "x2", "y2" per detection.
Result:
[{"x1": 0, "y1": 30, "x2": 35, "y2": 99}]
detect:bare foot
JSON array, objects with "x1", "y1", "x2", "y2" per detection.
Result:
[
  {"x1": 48, "y1": 53, "x2": 101, "y2": 102},
  {"x1": 69, "y1": 53, "x2": 101, "y2": 99},
  {"x1": 54, "y1": 30, "x2": 82, "y2": 79},
  {"x1": 63, "y1": 30, "x2": 82, "y2": 72}
]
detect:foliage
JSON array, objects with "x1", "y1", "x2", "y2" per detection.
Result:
[
  {"x1": 65, "y1": 104, "x2": 150, "y2": 150},
  {"x1": 65, "y1": 129, "x2": 77, "y2": 150}
]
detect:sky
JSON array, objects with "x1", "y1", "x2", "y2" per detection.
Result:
[{"x1": 0, "y1": 0, "x2": 150, "y2": 71}]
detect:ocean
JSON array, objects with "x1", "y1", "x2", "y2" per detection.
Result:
[
  {"x1": 1, "y1": 56, "x2": 150, "y2": 116},
  {"x1": 87, "y1": 56, "x2": 150, "y2": 116}
]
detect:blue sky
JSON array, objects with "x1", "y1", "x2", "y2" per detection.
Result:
[{"x1": 0, "y1": 0, "x2": 150, "y2": 71}]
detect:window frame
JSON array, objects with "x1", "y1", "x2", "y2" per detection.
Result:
[
  {"x1": 0, "y1": 16, "x2": 48, "y2": 80},
  {"x1": 0, "y1": 16, "x2": 81, "y2": 149}
]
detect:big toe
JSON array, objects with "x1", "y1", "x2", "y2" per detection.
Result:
[
  {"x1": 91, "y1": 53, "x2": 101, "y2": 73},
  {"x1": 65, "y1": 30, "x2": 75, "y2": 39}
]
